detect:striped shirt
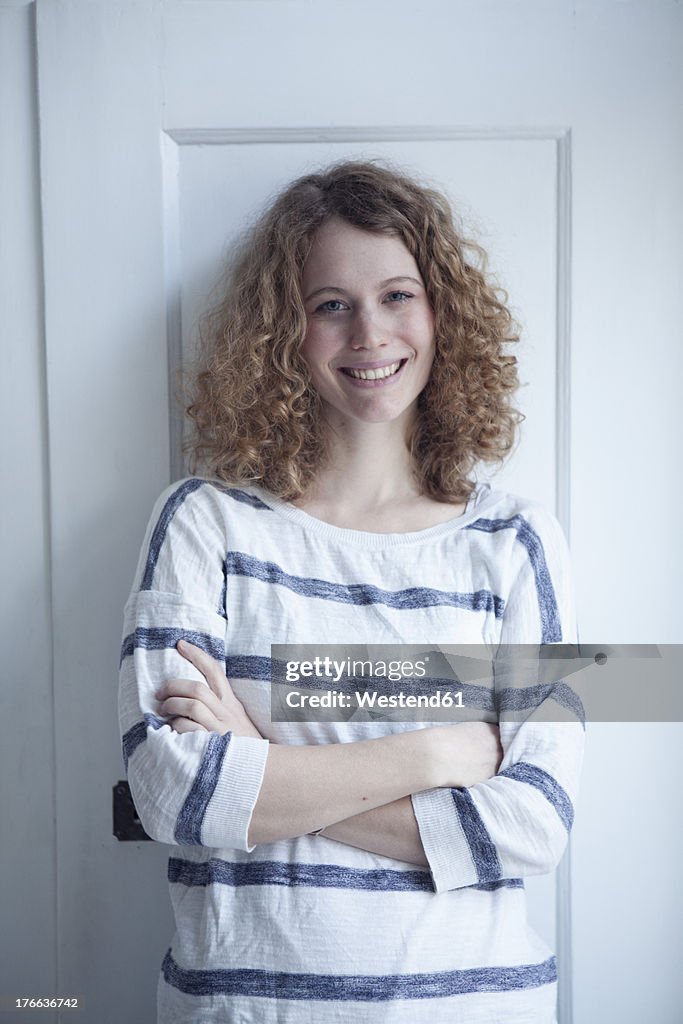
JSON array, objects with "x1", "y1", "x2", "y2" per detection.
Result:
[{"x1": 118, "y1": 478, "x2": 584, "y2": 1023}]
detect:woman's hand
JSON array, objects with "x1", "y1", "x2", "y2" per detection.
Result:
[
  {"x1": 430, "y1": 721, "x2": 503, "y2": 788},
  {"x1": 155, "y1": 639, "x2": 263, "y2": 739}
]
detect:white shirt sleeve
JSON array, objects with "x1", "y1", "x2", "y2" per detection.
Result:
[
  {"x1": 118, "y1": 479, "x2": 270, "y2": 850},
  {"x1": 411, "y1": 505, "x2": 585, "y2": 894}
]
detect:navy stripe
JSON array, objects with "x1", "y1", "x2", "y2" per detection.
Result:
[
  {"x1": 169, "y1": 857, "x2": 433, "y2": 892},
  {"x1": 451, "y1": 788, "x2": 502, "y2": 884},
  {"x1": 224, "y1": 488, "x2": 273, "y2": 511},
  {"x1": 167, "y1": 856, "x2": 525, "y2": 894},
  {"x1": 466, "y1": 515, "x2": 561, "y2": 642},
  {"x1": 499, "y1": 762, "x2": 574, "y2": 831},
  {"x1": 140, "y1": 479, "x2": 205, "y2": 591},
  {"x1": 120, "y1": 627, "x2": 225, "y2": 666},
  {"x1": 161, "y1": 949, "x2": 556, "y2": 1000},
  {"x1": 174, "y1": 733, "x2": 231, "y2": 845},
  {"x1": 225, "y1": 552, "x2": 505, "y2": 616},
  {"x1": 473, "y1": 878, "x2": 524, "y2": 892},
  {"x1": 166, "y1": 856, "x2": 523, "y2": 893},
  {"x1": 497, "y1": 681, "x2": 585, "y2": 724},
  {"x1": 121, "y1": 712, "x2": 166, "y2": 771},
  {"x1": 227, "y1": 654, "x2": 271, "y2": 681},
  {"x1": 122, "y1": 651, "x2": 577, "y2": 725}
]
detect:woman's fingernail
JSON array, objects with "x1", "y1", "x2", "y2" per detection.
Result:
[{"x1": 177, "y1": 639, "x2": 188, "y2": 651}]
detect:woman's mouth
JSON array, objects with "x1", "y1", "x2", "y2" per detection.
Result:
[{"x1": 339, "y1": 358, "x2": 408, "y2": 384}]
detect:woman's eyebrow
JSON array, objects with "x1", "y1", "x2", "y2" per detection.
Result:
[
  {"x1": 379, "y1": 275, "x2": 423, "y2": 288},
  {"x1": 304, "y1": 276, "x2": 423, "y2": 302}
]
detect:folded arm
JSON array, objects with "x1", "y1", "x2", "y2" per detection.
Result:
[{"x1": 157, "y1": 640, "x2": 502, "y2": 853}]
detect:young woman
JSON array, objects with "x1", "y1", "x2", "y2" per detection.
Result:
[{"x1": 119, "y1": 160, "x2": 584, "y2": 1023}]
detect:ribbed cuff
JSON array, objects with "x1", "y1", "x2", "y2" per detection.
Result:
[
  {"x1": 411, "y1": 787, "x2": 479, "y2": 894},
  {"x1": 202, "y1": 736, "x2": 270, "y2": 850}
]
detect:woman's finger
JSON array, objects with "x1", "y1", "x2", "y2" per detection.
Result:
[
  {"x1": 158, "y1": 677, "x2": 224, "y2": 718},
  {"x1": 159, "y1": 695, "x2": 219, "y2": 732},
  {"x1": 177, "y1": 639, "x2": 233, "y2": 701},
  {"x1": 169, "y1": 716, "x2": 206, "y2": 734}
]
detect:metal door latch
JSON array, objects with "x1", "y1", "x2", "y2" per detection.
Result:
[{"x1": 113, "y1": 780, "x2": 152, "y2": 841}]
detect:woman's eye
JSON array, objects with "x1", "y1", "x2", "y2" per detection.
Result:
[
  {"x1": 315, "y1": 299, "x2": 347, "y2": 313},
  {"x1": 313, "y1": 293, "x2": 412, "y2": 314}
]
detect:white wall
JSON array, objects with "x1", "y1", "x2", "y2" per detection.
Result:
[{"x1": 0, "y1": 0, "x2": 57, "y2": 1005}]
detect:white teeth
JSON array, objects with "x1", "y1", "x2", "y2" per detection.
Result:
[{"x1": 346, "y1": 361, "x2": 401, "y2": 381}]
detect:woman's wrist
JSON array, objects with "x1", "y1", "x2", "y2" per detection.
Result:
[
  {"x1": 422, "y1": 722, "x2": 503, "y2": 790},
  {"x1": 404, "y1": 727, "x2": 445, "y2": 791}
]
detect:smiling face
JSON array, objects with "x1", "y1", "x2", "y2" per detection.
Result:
[{"x1": 300, "y1": 218, "x2": 436, "y2": 433}]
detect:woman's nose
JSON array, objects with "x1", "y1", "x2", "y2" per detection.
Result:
[{"x1": 350, "y1": 311, "x2": 386, "y2": 350}]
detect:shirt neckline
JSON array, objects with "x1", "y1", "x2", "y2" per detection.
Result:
[{"x1": 248, "y1": 481, "x2": 497, "y2": 549}]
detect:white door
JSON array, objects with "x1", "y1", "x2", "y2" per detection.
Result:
[{"x1": 4, "y1": 1, "x2": 680, "y2": 1021}]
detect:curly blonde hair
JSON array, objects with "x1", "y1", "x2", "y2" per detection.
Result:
[{"x1": 185, "y1": 159, "x2": 522, "y2": 504}]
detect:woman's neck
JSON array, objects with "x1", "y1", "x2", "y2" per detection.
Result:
[
  {"x1": 308, "y1": 418, "x2": 420, "y2": 510},
  {"x1": 293, "y1": 416, "x2": 467, "y2": 532}
]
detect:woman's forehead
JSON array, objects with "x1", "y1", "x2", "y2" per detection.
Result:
[{"x1": 303, "y1": 219, "x2": 421, "y2": 286}]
